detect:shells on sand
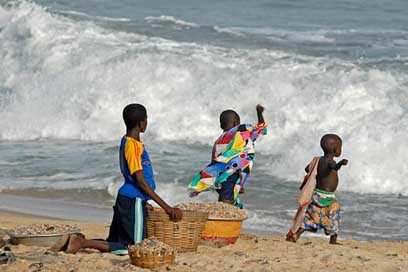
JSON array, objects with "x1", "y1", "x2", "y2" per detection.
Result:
[
  {"x1": 175, "y1": 202, "x2": 247, "y2": 219},
  {"x1": 128, "y1": 238, "x2": 176, "y2": 257},
  {"x1": 11, "y1": 224, "x2": 78, "y2": 236}
]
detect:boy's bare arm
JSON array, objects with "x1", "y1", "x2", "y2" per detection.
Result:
[
  {"x1": 256, "y1": 104, "x2": 265, "y2": 125},
  {"x1": 132, "y1": 171, "x2": 183, "y2": 221},
  {"x1": 329, "y1": 159, "x2": 348, "y2": 171}
]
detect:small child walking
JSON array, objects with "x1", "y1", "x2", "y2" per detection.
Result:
[{"x1": 287, "y1": 134, "x2": 348, "y2": 244}]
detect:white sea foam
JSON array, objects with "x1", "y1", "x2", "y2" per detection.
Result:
[
  {"x1": 59, "y1": 10, "x2": 132, "y2": 22},
  {"x1": 235, "y1": 27, "x2": 336, "y2": 43},
  {"x1": 213, "y1": 26, "x2": 243, "y2": 36},
  {"x1": 0, "y1": 174, "x2": 117, "y2": 191},
  {"x1": 145, "y1": 15, "x2": 199, "y2": 28},
  {"x1": 0, "y1": 2, "x2": 408, "y2": 197},
  {"x1": 244, "y1": 212, "x2": 289, "y2": 234},
  {"x1": 285, "y1": 32, "x2": 336, "y2": 43}
]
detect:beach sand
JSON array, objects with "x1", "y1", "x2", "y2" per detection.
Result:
[{"x1": 0, "y1": 210, "x2": 407, "y2": 272}]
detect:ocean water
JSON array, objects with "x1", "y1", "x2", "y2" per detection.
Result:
[{"x1": 0, "y1": 0, "x2": 407, "y2": 240}]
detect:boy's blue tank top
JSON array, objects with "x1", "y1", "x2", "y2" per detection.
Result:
[{"x1": 118, "y1": 136, "x2": 156, "y2": 201}]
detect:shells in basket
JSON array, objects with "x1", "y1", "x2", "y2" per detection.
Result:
[
  {"x1": 128, "y1": 238, "x2": 176, "y2": 257},
  {"x1": 11, "y1": 224, "x2": 79, "y2": 236},
  {"x1": 175, "y1": 202, "x2": 247, "y2": 219}
]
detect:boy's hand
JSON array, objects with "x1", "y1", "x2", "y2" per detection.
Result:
[
  {"x1": 146, "y1": 203, "x2": 154, "y2": 211},
  {"x1": 340, "y1": 159, "x2": 348, "y2": 165},
  {"x1": 166, "y1": 207, "x2": 183, "y2": 222},
  {"x1": 256, "y1": 104, "x2": 264, "y2": 113}
]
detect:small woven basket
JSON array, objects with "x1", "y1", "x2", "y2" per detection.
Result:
[
  {"x1": 147, "y1": 208, "x2": 209, "y2": 252},
  {"x1": 129, "y1": 251, "x2": 175, "y2": 268}
]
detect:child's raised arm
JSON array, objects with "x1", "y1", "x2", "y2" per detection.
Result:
[
  {"x1": 251, "y1": 104, "x2": 267, "y2": 138},
  {"x1": 243, "y1": 105, "x2": 267, "y2": 142},
  {"x1": 256, "y1": 104, "x2": 265, "y2": 126}
]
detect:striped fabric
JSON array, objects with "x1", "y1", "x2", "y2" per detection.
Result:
[{"x1": 134, "y1": 197, "x2": 144, "y2": 244}]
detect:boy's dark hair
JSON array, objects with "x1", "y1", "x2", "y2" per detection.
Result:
[
  {"x1": 123, "y1": 104, "x2": 147, "y2": 130},
  {"x1": 320, "y1": 134, "x2": 342, "y2": 153},
  {"x1": 219, "y1": 110, "x2": 240, "y2": 130}
]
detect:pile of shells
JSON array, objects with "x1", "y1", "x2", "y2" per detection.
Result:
[
  {"x1": 128, "y1": 238, "x2": 176, "y2": 257},
  {"x1": 11, "y1": 224, "x2": 78, "y2": 236},
  {"x1": 175, "y1": 202, "x2": 247, "y2": 220}
]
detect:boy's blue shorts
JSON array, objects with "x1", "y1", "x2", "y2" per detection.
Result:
[
  {"x1": 106, "y1": 194, "x2": 147, "y2": 255},
  {"x1": 216, "y1": 172, "x2": 239, "y2": 201}
]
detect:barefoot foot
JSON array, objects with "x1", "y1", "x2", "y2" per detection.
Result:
[
  {"x1": 329, "y1": 235, "x2": 341, "y2": 245},
  {"x1": 329, "y1": 241, "x2": 343, "y2": 245},
  {"x1": 50, "y1": 235, "x2": 70, "y2": 252},
  {"x1": 66, "y1": 235, "x2": 83, "y2": 254},
  {"x1": 286, "y1": 235, "x2": 297, "y2": 243}
]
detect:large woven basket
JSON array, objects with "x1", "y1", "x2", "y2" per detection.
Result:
[
  {"x1": 147, "y1": 208, "x2": 209, "y2": 252},
  {"x1": 129, "y1": 251, "x2": 175, "y2": 268}
]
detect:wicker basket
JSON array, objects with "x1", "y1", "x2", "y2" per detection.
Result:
[
  {"x1": 147, "y1": 208, "x2": 209, "y2": 252},
  {"x1": 129, "y1": 251, "x2": 175, "y2": 268}
]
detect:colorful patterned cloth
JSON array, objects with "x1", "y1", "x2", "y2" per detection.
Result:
[
  {"x1": 313, "y1": 188, "x2": 337, "y2": 207},
  {"x1": 301, "y1": 189, "x2": 341, "y2": 236},
  {"x1": 188, "y1": 123, "x2": 267, "y2": 207}
]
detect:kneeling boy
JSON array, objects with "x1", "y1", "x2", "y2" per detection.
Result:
[{"x1": 65, "y1": 104, "x2": 182, "y2": 254}]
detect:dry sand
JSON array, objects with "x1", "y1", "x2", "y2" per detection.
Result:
[{"x1": 0, "y1": 210, "x2": 407, "y2": 272}]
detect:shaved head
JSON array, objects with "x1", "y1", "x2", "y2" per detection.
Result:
[
  {"x1": 219, "y1": 110, "x2": 240, "y2": 130},
  {"x1": 320, "y1": 134, "x2": 342, "y2": 155}
]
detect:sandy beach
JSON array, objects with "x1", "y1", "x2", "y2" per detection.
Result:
[
  {"x1": 1, "y1": 210, "x2": 407, "y2": 272},
  {"x1": 1, "y1": 0, "x2": 408, "y2": 271}
]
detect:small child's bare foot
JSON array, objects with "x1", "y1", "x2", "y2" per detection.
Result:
[
  {"x1": 66, "y1": 235, "x2": 83, "y2": 254},
  {"x1": 329, "y1": 235, "x2": 341, "y2": 245},
  {"x1": 286, "y1": 237, "x2": 296, "y2": 243},
  {"x1": 286, "y1": 235, "x2": 297, "y2": 243},
  {"x1": 329, "y1": 241, "x2": 343, "y2": 245}
]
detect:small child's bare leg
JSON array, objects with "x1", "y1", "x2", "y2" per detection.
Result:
[
  {"x1": 294, "y1": 228, "x2": 306, "y2": 241},
  {"x1": 329, "y1": 234, "x2": 342, "y2": 245}
]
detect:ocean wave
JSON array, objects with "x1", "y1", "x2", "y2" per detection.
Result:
[
  {"x1": 145, "y1": 15, "x2": 199, "y2": 28},
  {"x1": 0, "y1": 1, "x2": 408, "y2": 197},
  {"x1": 244, "y1": 212, "x2": 289, "y2": 234},
  {"x1": 0, "y1": 174, "x2": 117, "y2": 191},
  {"x1": 235, "y1": 27, "x2": 335, "y2": 42},
  {"x1": 58, "y1": 9, "x2": 132, "y2": 22},
  {"x1": 212, "y1": 26, "x2": 243, "y2": 36}
]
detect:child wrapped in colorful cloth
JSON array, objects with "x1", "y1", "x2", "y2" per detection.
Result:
[{"x1": 188, "y1": 105, "x2": 267, "y2": 208}]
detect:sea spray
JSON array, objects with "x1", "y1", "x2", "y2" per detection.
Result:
[{"x1": 0, "y1": 2, "x2": 407, "y2": 197}]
